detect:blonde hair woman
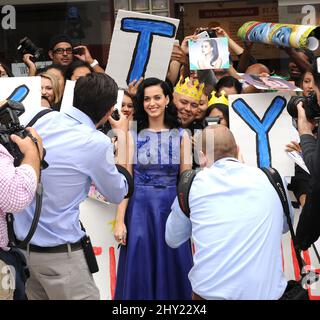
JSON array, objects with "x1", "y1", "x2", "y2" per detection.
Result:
[{"x1": 39, "y1": 72, "x2": 62, "y2": 107}]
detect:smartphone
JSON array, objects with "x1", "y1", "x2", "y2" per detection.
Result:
[
  {"x1": 197, "y1": 30, "x2": 217, "y2": 39},
  {"x1": 72, "y1": 47, "x2": 85, "y2": 55},
  {"x1": 197, "y1": 31, "x2": 210, "y2": 39},
  {"x1": 205, "y1": 116, "x2": 220, "y2": 126}
]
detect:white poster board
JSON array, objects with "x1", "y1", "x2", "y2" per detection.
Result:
[
  {"x1": 106, "y1": 10, "x2": 180, "y2": 89},
  {"x1": 60, "y1": 80, "x2": 76, "y2": 112},
  {"x1": 229, "y1": 92, "x2": 295, "y2": 177},
  {"x1": 0, "y1": 76, "x2": 41, "y2": 125},
  {"x1": 60, "y1": 80, "x2": 125, "y2": 114},
  {"x1": 11, "y1": 61, "x2": 52, "y2": 77},
  {"x1": 80, "y1": 198, "x2": 118, "y2": 300}
]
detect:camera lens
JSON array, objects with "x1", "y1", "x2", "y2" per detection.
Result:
[
  {"x1": 287, "y1": 96, "x2": 305, "y2": 118},
  {"x1": 17, "y1": 37, "x2": 43, "y2": 61}
]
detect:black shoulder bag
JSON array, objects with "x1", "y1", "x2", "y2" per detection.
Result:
[
  {"x1": 177, "y1": 169, "x2": 199, "y2": 217},
  {"x1": 261, "y1": 167, "x2": 319, "y2": 300}
]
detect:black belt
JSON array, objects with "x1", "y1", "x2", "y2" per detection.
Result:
[{"x1": 16, "y1": 240, "x2": 83, "y2": 253}]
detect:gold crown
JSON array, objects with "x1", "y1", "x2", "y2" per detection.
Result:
[
  {"x1": 208, "y1": 90, "x2": 229, "y2": 107},
  {"x1": 174, "y1": 77, "x2": 205, "y2": 102}
]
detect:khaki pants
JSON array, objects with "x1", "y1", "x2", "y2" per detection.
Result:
[
  {"x1": 0, "y1": 259, "x2": 14, "y2": 300},
  {"x1": 21, "y1": 247, "x2": 100, "y2": 300}
]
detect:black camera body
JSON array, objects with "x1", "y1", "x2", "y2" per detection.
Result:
[
  {"x1": 99, "y1": 109, "x2": 120, "y2": 135},
  {"x1": 17, "y1": 37, "x2": 43, "y2": 62},
  {"x1": 0, "y1": 100, "x2": 28, "y2": 166},
  {"x1": 287, "y1": 92, "x2": 320, "y2": 120}
]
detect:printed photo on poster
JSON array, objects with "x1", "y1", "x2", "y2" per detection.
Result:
[
  {"x1": 241, "y1": 74, "x2": 302, "y2": 91},
  {"x1": 188, "y1": 37, "x2": 230, "y2": 71}
]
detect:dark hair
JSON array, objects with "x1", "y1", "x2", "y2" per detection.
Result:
[
  {"x1": 49, "y1": 34, "x2": 73, "y2": 50},
  {"x1": 308, "y1": 60, "x2": 320, "y2": 90},
  {"x1": 0, "y1": 60, "x2": 13, "y2": 77},
  {"x1": 134, "y1": 77, "x2": 180, "y2": 132},
  {"x1": 36, "y1": 63, "x2": 66, "y2": 83},
  {"x1": 215, "y1": 76, "x2": 242, "y2": 94},
  {"x1": 202, "y1": 40, "x2": 218, "y2": 67},
  {"x1": 65, "y1": 60, "x2": 93, "y2": 80},
  {"x1": 123, "y1": 90, "x2": 133, "y2": 100},
  {"x1": 73, "y1": 73, "x2": 118, "y2": 124},
  {"x1": 294, "y1": 48, "x2": 315, "y2": 65},
  {"x1": 206, "y1": 103, "x2": 229, "y2": 127}
]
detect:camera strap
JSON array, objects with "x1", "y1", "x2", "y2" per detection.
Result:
[
  {"x1": 7, "y1": 183, "x2": 43, "y2": 248},
  {"x1": 260, "y1": 167, "x2": 306, "y2": 274},
  {"x1": 26, "y1": 109, "x2": 53, "y2": 127},
  {"x1": 6, "y1": 109, "x2": 53, "y2": 249},
  {"x1": 115, "y1": 164, "x2": 134, "y2": 199}
]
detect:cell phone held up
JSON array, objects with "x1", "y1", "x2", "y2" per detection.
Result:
[
  {"x1": 72, "y1": 47, "x2": 85, "y2": 55},
  {"x1": 197, "y1": 29, "x2": 217, "y2": 39},
  {"x1": 205, "y1": 116, "x2": 220, "y2": 126}
]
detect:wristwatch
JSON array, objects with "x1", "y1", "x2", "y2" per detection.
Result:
[{"x1": 90, "y1": 59, "x2": 99, "y2": 68}]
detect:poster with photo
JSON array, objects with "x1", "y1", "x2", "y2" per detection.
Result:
[
  {"x1": 188, "y1": 37, "x2": 230, "y2": 71},
  {"x1": 241, "y1": 74, "x2": 302, "y2": 91}
]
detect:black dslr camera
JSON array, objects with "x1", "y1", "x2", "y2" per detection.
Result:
[
  {"x1": 98, "y1": 109, "x2": 120, "y2": 135},
  {"x1": 287, "y1": 92, "x2": 320, "y2": 121},
  {"x1": 0, "y1": 100, "x2": 30, "y2": 166},
  {"x1": 17, "y1": 37, "x2": 44, "y2": 62}
]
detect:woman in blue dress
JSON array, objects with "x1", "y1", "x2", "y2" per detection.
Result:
[{"x1": 114, "y1": 78, "x2": 193, "y2": 300}]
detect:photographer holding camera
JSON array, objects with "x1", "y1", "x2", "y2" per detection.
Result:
[
  {"x1": 0, "y1": 119, "x2": 43, "y2": 300},
  {"x1": 22, "y1": 34, "x2": 104, "y2": 76},
  {"x1": 12, "y1": 73, "x2": 130, "y2": 300},
  {"x1": 291, "y1": 68, "x2": 320, "y2": 250},
  {"x1": 166, "y1": 125, "x2": 293, "y2": 300}
]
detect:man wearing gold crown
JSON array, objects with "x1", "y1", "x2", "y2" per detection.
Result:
[{"x1": 173, "y1": 76, "x2": 205, "y2": 128}]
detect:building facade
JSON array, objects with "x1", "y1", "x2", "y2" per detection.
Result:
[{"x1": 0, "y1": 0, "x2": 319, "y2": 73}]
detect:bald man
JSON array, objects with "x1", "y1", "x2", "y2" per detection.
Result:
[{"x1": 165, "y1": 125, "x2": 293, "y2": 300}]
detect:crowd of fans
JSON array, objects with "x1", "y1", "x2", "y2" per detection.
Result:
[{"x1": 0, "y1": 25, "x2": 319, "y2": 301}]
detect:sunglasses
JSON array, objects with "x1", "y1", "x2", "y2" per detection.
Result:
[{"x1": 53, "y1": 47, "x2": 73, "y2": 55}]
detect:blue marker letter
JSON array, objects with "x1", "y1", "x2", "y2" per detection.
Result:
[
  {"x1": 121, "y1": 18, "x2": 176, "y2": 85},
  {"x1": 7, "y1": 85, "x2": 29, "y2": 103},
  {"x1": 231, "y1": 96, "x2": 286, "y2": 168}
]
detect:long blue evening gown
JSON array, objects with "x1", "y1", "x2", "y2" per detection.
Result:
[{"x1": 114, "y1": 128, "x2": 193, "y2": 300}]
